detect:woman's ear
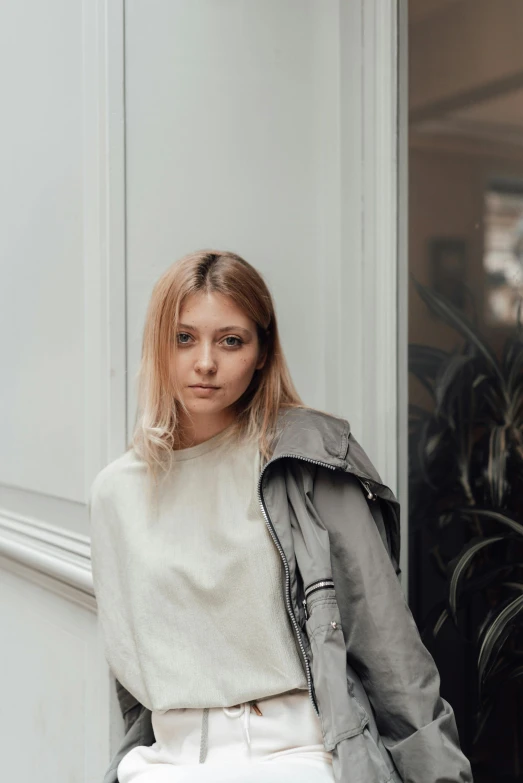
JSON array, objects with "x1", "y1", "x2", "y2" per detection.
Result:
[{"x1": 256, "y1": 348, "x2": 267, "y2": 371}]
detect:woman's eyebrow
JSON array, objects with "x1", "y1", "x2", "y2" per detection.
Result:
[{"x1": 178, "y1": 323, "x2": 252, "y2": 337}]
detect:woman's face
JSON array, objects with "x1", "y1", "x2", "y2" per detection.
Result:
[{"x1": 171, "y1": 291, "x2": 266, "y2": 435}]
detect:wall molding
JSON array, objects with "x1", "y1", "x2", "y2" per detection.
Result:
[
  {"x1": 338, "y1": 0, "x2": 399, "y2": 493},
  {"x1": 84, "y1": 0, "x2": 128, "y2": 501},
  {"x1": 0, "y1": 511, "x2": 94, "y2": 608},
  {"x1": 0, "y1": 0, "x2": 124, "y2": 613},
  {"x1": 397, "y1": 0, "x2": 409, "y2": 591}
]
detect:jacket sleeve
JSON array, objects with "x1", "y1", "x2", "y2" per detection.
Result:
[
  {"x1": 115, "y1": 677, "x2": 145, "y2": 734},
  {"x1": 312, "y1": 467, "x2": 473, "y2": 783},
  {"x1": 102, "y1": 700, "x2": 154, "y2": 783}
]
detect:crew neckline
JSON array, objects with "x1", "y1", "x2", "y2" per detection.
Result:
[{"x1": 171, "y1": 423, "x2": 236, "y2": 461}]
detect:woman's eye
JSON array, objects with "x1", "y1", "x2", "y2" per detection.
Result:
[
  {"x1": 176, "y1": 333, "x2": 242, "y2": 347},
  {"x1": 223, "y1": 336, "x2": 243, "y2": 348}
]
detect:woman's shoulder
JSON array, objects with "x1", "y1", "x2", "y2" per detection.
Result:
[
  {"x1": 278, "y1": 405, "x2": 350, "y2": 437},
  {"x1": 88, "y1": 448, "x2": 142, "y2": 509}
]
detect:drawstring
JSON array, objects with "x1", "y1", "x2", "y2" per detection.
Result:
[
  {"x1": 199, "y1": 701, "x2": 262, "y2": 764},
  {"x1": 198, "y1": 708, "x2": 210, "y2": 763},
  {"x1": 224, "y1": 703, "x2": 252, "y2": 748}
]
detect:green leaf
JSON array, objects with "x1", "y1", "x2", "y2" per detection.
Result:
[
  {"x1": 409, "y1": 345, "x2": 449, "y2": 389},
  {"x1": 501, "y1": 581, "x2": 523, "y2": 592},
  {"x1": 433, "y1": 353, "x2": 472, "y2": 422},
  {"x1": 472, "y1": 699, "x2": 496, "y2": 746},
  {"x1": 433, "y1": 608, "x2": 449, "y2": 638},
  {"x1": 451, "y1": 508, "x2": 523, "y2": 538},
  {"x1": 449, "y1": 536, "x2": 505, "y2": 617},
  {"x1": 498, "y1": 663, "x2": 523, "y2": 686},
  {"x1": 486, "y1": 426, "x2": 509, "y2": 508},
  {"x1": 502, "y1": 331, "x2": 523, "y2": 401},
  {"x1": 449, "y1": 565, "x2": 519, "y2": 600},
  {"x1": 409, "y1": 403, "x2": 431, "y2": 420},
  {"x1": 508, "y1": 426, "x2": 523, "y2": 466},
  {"x1": 411, "y1": 278, "x2": 507, "y2": 395},
  {"x1": 478, "y1": 593, "x2": 523, "y2": 689},
  {"x1": 416, "y1": 418, "x2": 439, "y2": 490}
]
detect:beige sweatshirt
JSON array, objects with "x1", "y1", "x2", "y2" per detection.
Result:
[{"x1": 88, "y1": 425, "x2": 307, "y2": 713}]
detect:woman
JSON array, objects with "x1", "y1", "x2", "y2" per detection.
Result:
[{"x1": 89, "y1": 250, "x2": 473, "y2": 783}]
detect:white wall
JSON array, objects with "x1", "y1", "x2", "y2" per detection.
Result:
[
  {"x1": 0, "y1": 1, "x2": 400, "y2": 780},
  {"x1": 125, "y1": 0, "x2": 402, "y2": 480},
  {"x1": 124, "y1": 0, "x2": 329, "y2": 424},
  {"x1": 0, "y1": 0, "x2": 86, "y2": 525},
  {"x1": 123, "y1": 0, "x2": 399, "y2": 488},
  {"x1": 0, "y1": 1, "x2": 119, "y2": 779}
]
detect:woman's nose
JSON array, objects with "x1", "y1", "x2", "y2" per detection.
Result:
[{"x1": 194, "y1": 345, "x2": 217, "y2": 372}]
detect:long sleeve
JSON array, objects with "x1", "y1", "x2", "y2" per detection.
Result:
[{"x1": 313, "y1": 468, "x2": 473, "y2": 783}]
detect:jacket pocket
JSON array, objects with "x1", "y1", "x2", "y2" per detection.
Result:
[
  {"x1": 304, "y1": 590, "x2": 369, "y2": 751},
  {"x1": 332, "y1": 732, "x2": 402, "y2": 783},
  {"x1": 346, "y1": 673, "x2": 402, "y2": 782}
]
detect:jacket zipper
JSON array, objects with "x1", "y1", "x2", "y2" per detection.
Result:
[
  {"x1": 360, "y1": 478, "x2": 377, "y2": 501},
  {"x1": 257, "y1": 452, "x2": 338, "y2": 718},
  {"x1": 304, "y1": 580, "x2": 335, "y2": 600},
  {"x1": 302, "y1": 580, "x2": 336, "y2": 620}
]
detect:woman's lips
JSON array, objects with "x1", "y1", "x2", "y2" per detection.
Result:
[{"x1": 189, "y1": 385, "x2": 220, "y2": 395}]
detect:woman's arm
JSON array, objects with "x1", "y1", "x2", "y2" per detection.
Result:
[{"x1": 313, "y1": 467, "x2": 473, "y2": 783}]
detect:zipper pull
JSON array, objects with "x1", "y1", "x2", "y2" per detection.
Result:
[
  {"x1": 302, "y1": 598, "x2": 309, "y2": 621},
  {"x1": 362, "y1": 480, "x2": 377, "y2": 501}
]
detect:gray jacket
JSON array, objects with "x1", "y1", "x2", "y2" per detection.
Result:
[{"x1": 100, "y1": 406, "x2": 473, "y2": 783}]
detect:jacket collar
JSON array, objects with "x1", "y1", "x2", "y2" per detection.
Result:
[
  {"x1": 268, "y1": 406, "x2": 401, "y2": 576},
  {"x1": 270, "y1": 406, "x2": 351, "y2": 470}
]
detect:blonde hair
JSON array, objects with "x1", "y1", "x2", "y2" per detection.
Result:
[{"x1": 130, "y1": 249, "x2": 309, "y2": 493}]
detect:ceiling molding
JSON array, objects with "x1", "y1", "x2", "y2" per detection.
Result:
[
  {"x1": 413, "y1": 115, "x2": 523, "y2": 148},
  {"x1": 410, "y1": 129, "x2": 523, "y2": 162},
  {"x1": 410, "y1": 71, "x2": 523, "y2": 125}
]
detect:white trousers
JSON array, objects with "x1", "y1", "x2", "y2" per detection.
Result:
[{"x1": 117, "y1": 689, "x2": 335, "y2": 782}]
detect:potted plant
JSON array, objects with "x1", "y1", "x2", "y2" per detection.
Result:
[{"x1": 409, "y1": 279, "x2": 523, "y2": 780}]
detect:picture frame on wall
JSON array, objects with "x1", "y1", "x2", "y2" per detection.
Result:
[{"x1": 429, "y1": 237, "x2": 467, "y2": 310}]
